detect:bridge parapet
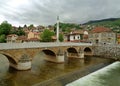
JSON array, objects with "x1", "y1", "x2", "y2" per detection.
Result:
[{"x1": 0, "y1": 42, "x2": 92, "y2": 50}]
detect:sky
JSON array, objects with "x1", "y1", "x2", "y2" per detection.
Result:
[{"x1": 0, "y1": 0, "x2": 120, "y2": 26}]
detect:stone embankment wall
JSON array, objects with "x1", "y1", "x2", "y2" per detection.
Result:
[{"x1": 93, "y1": 44, "x2": 120, "y2": 60}]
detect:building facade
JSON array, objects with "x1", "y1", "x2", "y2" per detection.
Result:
[
  {"x1": 65, "y1": 30, "x2": 84, "y2": 42},
  {"x1": 7, "y1": 34, "x2": 18, "y2": 43},
  {"x1": 89, "y1": 27, "x2": 116, "y2": 44}
]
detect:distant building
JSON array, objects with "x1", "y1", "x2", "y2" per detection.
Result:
[
  {"x1": 64, "y1": 30, "x2": 88, "y2": 42},
  {"x1": 51, "y1": 36, "x2": 57, "y2": 42},
  {"x1": 27, "y1": 38, "x2": 40, "y2": 42},
  {"x1": 27, "y1": 31, "x2": 40, "y2": 42},
  {"x1": 7, "y1": 34, "x2": 18, "y2": 43},
  {"x1": 117, "y1": 34, "x2": 120, "y2": 44},
  {"x1": 16, "y1": 36, "x2": 27, "y2": 43},
  {"x1": 89, "y1": 26, "x2": 116, "y2": 44},
  {"x1": 28, "y1": 31, "x2": 40, "y2": 39}
]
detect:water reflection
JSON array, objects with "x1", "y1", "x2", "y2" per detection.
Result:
[{"x1": 0, "y1": 53, "x2": 113, "y2": 86}]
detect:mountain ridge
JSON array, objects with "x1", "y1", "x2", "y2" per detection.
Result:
[{"x1": 83, "y1": 18, "x2": 120, "y2": 25}]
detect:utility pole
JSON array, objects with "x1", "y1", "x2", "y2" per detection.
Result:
[{"x1": 56, "y1": 16, "x2": 59, "y2": 42}]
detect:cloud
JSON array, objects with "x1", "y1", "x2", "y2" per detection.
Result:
[{"x1": 0, "y1": 0, "x2": 120, "y2": 26}]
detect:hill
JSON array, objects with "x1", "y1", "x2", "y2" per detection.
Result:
[{"x1": 83, "y1": 18, "x2": 120, "y2": 33}]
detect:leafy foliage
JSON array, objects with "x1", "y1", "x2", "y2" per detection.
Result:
[
  {"x1": 40, "y1": 29, "x2": 55, "y2": 42},
  {"x1": 0, "y1": 21, "x2": 13, "y2": 42},
  {"x1": 0, "y1": 21, "x2": 12, "y2": 35},
  {"x1": 0, "y1": 34, "x2": 6, "y2": 43},
  {"x1": 59, "y1": 33, "x2": 64, "y2": 42},
  {"x1": 54, "y1": 22, "x2": 82, "y2": 33},
  {"x1": 11, "y1": 26, "x2": 25, "y2": 36},
  {"x1": 28, "y1": 24, "x2": 34, "y2": 29}
]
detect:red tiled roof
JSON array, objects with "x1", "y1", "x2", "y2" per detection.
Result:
[
  {"x1": 33, "y1": 32, "x2": 40, "y2": 35},
  {"x1": 16, "y1": 36, "x2": 27, "y2": 40},
  {"x1": 91, "y1": 27, "x2": 111, "y2": 33},
  {"x1": 27, "y1": 38, "x2": 39, "y2": 41},
  {"x1": 117, "y1": 35, "x2": 120, "y2": 38}
]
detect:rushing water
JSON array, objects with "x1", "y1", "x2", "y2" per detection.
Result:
[
  {"x1": 0, "y1": 53, "x2": 114, "y2": 86},
  {"x1": 66, "y1": 61, "x2": 120, "y2": 86}
]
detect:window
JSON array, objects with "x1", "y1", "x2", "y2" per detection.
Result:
[{"x1": 74, "y1": 36, "x2": 75, "y2": 39}]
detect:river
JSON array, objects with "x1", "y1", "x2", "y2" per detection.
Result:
[{"x1": 0, "y1": 53, "x2": 114, "y2": 86}]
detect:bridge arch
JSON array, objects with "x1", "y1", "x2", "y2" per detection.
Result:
[
  {"x1": 0, "y1": 52, "x2": 17, "y2": 65},
  {"x1": 67, "y1": 47, "x2": 78, "y2": 53},
  {"x1": 67, "y1": 47, "x2": 79, "y2": 58},
  {"x1": 83, "y1": 47, "x2": 93, "y2": 56},
  {"x1": 42, "y1": 49, "x2": 56, "y2": 56}
]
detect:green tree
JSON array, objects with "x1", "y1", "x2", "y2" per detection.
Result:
[
  {"x1": 16, "y1": 29, "x2": 25, "y2": 36},
  {"x1": 0, "y1": 34, "x2": 6, "y2": 43},
  {"x1": 23, "y1": 24, "x2": 27, "y2": 28},
  {"x1": 40, "y1": 29, "x2": 55, "y2": 42},
  {"x1": 11, "y1": 26, "x2": 25, "y2": 36},
  {"x1": 59, "y1": 33, "x2": 64, "y2": 42},
  {"x1": 28, "y1": 24, "x2": 34, "y2": 29},
  {"x1": 0, "y1": 21, "x2": 12, "y2": 35}
]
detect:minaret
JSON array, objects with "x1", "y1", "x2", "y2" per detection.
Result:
[{"x1": 56, "y1": 16, "x2": 59, "y2": 42}]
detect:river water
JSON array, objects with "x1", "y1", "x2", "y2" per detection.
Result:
[
  {"x1": 66, "y1": 61, "x2": 120, "y2": 86},
  {"x1": 0, "y1": 53, "x2": 115, "y2": 86}
]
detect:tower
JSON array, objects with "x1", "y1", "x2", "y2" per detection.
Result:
[{"x1": 56, "y1": 16, "x2": 59, "y2": 42}]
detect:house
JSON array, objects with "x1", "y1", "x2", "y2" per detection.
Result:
[
  {"x1": 65, "y1": 30, "x2": 84, "y2": 42},
  {"x1": 51, "y1": 36, "x2": 57, "y2": 42},
  {"x1": 27, "y1": 31, "x2": 40, "y2": 42},
  {"x1": 117, "y1": 34, "x2": 120, "y2": 44},
  {"x1": 6, "y1": 34, "x2": 18, "y2": 43},
  {"x1": 16, "y1": 36, "x2": 27, "y2": 43},
  {"x1": 27, "y1": 38, "x2": 40, "y2": 42},
  {"x1": 89, "y1": 26, "x2": 116, "y2": 44}
]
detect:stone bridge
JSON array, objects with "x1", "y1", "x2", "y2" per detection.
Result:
[{"x1": 0, "y1": 42, "x2": 93, "y2": 70}]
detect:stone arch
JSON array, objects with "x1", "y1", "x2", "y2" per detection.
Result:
[
  {"x1": 67, "y1": 47, "x2": 78, "y2": 53},
  {"x1": 83, "y1": 47, "x2": 93, "y2": 56},
  {"x1": 66, "y1": 47, "x2": 79, "y2": 58},
  {"x1": 42, "y1": 49, "x2": 59, "y2": 62},
  {"x1": 0, "y1": 52, "x2": 17, "y2": 64},
  {"x1": 42, "y1": 49, "x2": 56, "y2": 56}
]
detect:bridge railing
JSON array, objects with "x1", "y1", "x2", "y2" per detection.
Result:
[{"x1": 0, "y1": 42, "x2": 92, "y2": 50}]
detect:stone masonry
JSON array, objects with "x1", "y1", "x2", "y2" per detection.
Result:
[{"x1": 93, "y1": 44, "x2": 120, "y2": 60}]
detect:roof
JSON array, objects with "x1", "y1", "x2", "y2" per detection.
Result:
[
  {"x1": 28, "y1": 31, "x2": 40, "y2": 35},
  {"x1": 91, "y1": 27, "x2": 112, "y2": 33},
  {"x1": 72, "y1": 30, "x2": 84, "y2": 34},
  {"x1": 16, "y1": 36, "x2": 27, "y2": 40},
  {"x1": 27, "y1": 38, "x2": 39, "y2": 41},
  {"x1": 7, "y1": 34, "x2": 18, "y2": 37},
  {"x1": 66, "y1": 30, "x2": 84, "y2": 36},
  {"x1": 51, "y1": 36, "x2": 57, "y2": 40}
]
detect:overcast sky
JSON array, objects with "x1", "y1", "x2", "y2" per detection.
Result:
[{"x1": 0, "y1": 0, "x2": 120, "y2": 26}]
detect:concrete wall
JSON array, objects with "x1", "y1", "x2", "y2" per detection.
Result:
[{"x1": 93, "y1": 44, "x2": 120, "y2": 60}]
